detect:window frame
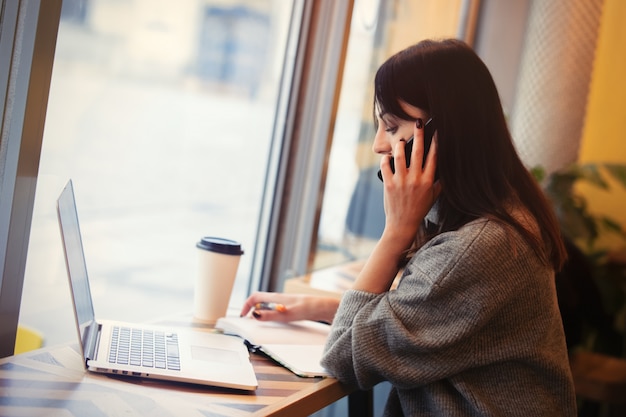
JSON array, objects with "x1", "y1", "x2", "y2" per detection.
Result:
[
  {"x1": 0, "y1": 0, "x2": 63, "y2": 358},
  {"x1": 256, "y1": 0, "x2": 355, "y2": 292}
]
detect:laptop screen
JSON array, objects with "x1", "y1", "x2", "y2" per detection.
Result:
[{"x1": 57, "y1": 180, "x2": 98, "y2": 358}]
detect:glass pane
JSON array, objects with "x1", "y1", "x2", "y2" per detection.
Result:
[
  {"x1": 19, "y1": 0, "x2": 295, "y2": 346},
  {"x1": 314, "y1": 0, "x2": 463, "y2": 270}
]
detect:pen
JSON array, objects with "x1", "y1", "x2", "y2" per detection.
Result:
[{"x1": 254, "y1": 302, "x2": 287, "y2": 313}]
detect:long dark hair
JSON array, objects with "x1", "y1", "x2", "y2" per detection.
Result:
[{"x1": 374, "y1": 38, "x2": 566, "y2": 271}]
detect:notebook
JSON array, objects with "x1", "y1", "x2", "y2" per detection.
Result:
[
  {"x1": 216, "y1": 316, "x2": 331, "y2": 377},
  {"x1": 56, "y1": 179, "x2": 258, "y2": 390}
]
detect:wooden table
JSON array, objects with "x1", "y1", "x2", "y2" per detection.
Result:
[{"x1": 0, "y1": 313, "x2": 353, "y2": 417}]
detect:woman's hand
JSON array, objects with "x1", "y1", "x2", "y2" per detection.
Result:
[
  {"x1": 379, "y1": 118, "x2": 441, "y2": 249},
  {"x1": 240, "y1": 292, "x2": 339, "y2": 324}
]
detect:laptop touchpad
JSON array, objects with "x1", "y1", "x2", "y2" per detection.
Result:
[{"x1": 191, "y1": 346, "x2": 241, "y2": 364}]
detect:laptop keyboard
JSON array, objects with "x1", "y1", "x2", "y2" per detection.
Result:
[{"x1": 108, "y1": 326, "x2": 181, "y2": 371}]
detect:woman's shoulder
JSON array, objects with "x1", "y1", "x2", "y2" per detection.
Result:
[
  {"x1": 405, "y1": 216, "x2": 547, "y2": 295},
  {"x1": 417, "y1": 216, "x2": 537, "y2": 270},
  {"x1": 432, "y1": 217, "x2": 511, "y2": 247}
]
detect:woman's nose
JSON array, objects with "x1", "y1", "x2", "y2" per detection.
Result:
[{"x1": 372, "y1": 132, "x2": 391, "y2": 155}]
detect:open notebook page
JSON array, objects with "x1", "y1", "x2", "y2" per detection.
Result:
[{"x1": 216, "y1": 316, "x2": 331, "y2": 377}]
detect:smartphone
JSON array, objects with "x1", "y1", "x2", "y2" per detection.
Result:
[{"x1": 377, "y1": 118, "x2": 436, "y2": 182}]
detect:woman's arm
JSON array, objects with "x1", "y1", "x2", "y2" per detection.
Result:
[
  {"x1": 240, "y1": 291, "x2": 340, "y2": 323},
  {"x1": 354, "y1": 131, "x2": 440, "y2": 293}
]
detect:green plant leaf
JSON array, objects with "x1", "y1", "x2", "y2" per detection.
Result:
[
  {"x1": 530, "y1": 166, "x2": 545, "y2": 182},
  {"x1": 585, "y1": 249, "x2": 609, "y2": 264},
  {"x1": 604, "y1": 164, "x2": 626, "y2": 189},
  {"x1": 558, "y1": 202, "x2": 599, "y2": 247},
  {"x1": 599, "y1": 216, "x2": 626, "y2": 238},
  {"x1": 541, "y1": 162, "x2": 626, "y2": 250},
  {"x1": 576, "y1": 164, "x2": 610, "y2": 190}
]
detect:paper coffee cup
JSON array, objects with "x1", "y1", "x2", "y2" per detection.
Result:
[{"x1": 193, "y1": 237, "x2": 243, "y2": 324}]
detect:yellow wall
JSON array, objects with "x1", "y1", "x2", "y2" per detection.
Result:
[
  {"x1": 387, "y1": 0, "x2": 462, "y2": 55},
  {"x1": 578, "y1": 0, "x2": 626, "y2": 249}
]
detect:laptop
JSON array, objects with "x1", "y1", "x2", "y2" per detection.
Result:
[{"x1": 56, "y1": 179, "x2": 258, "y2": 390}]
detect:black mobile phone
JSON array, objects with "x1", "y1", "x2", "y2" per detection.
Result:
[{"x1": 377, "y1": 118, "x2": 436, "y2": 182}]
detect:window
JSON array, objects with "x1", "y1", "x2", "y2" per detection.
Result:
[{"x1": 19, "y1": 0, "x2": 298, "y2": 346}]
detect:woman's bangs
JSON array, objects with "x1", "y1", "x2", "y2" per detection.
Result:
[
  {"x1": 374, "y1": 54, "x2": 428, "y2": 121},
  {"x1": 375, "y1": 60, "x2": 405, "y2": 119}
]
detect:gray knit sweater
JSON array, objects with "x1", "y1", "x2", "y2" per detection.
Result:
[{"x1": 321, "y1": 218, "x2": 577, "y2": 416}]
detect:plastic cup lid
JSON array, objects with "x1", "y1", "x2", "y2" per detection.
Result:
[{"x1": 196, "y1": 237, "x2": 244, "y2": 255}]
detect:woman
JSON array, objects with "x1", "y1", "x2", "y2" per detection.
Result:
[{"x1": 242, "y1": 39, "x2": 577, "y2": 416}]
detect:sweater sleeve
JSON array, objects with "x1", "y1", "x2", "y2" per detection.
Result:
[{"x1": 321, "y1": 219, "x2": 559, "y2": 390}]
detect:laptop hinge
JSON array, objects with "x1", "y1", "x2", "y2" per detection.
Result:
[{"x1": 84, "y1": 320, "x2": 102, "y2": 363}]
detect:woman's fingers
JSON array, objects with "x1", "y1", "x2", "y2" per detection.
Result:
[{"x1": 409, "y1": 118, "x2": 425, "y2": 173}]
